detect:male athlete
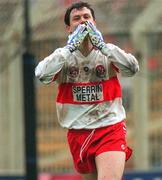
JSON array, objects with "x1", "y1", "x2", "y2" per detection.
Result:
[{"x1": 35, "y1": 1, "x2": 139, "y2": 180}]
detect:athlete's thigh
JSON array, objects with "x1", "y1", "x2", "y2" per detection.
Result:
[
  {"x1": 95, "y1": 151, "x2": 126, "y2": 180},
  {"x1": 81, "y1": 172, "x2": 97, "y2": 180}
]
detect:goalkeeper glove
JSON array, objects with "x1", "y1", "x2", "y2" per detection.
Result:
[
  {"x1": 86, "y1": 21, "x2": 108, "y2": 55},
  {"x1": 66, "y1": 24, "x2": 88, "y2": 53}
]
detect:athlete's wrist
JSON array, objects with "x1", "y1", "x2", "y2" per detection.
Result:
[{"x1": 65, "y1": 44, "x2": 76, "y2": 53}]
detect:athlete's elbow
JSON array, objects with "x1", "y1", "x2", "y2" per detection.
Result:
[
  {"x1": 121, "y1": 65, "x2": 139, "y2": 77},
  {"x1": 129, "y1": 65, "x2": 139, "y2": 76},
  {"x1": 35, "y1": 65, "x2": 42, "y2": 78},
  {"x1": 132, "y1": 64, "x2": 139, "y2": 74}
]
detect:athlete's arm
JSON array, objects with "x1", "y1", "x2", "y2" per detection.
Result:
[
  {"x1": 35, "y1": 48, "x2": 71, "y2": 84},
  {"x1": 86, "y1": 21, "x2": 139, "y2": 77},
  {"x1": 103, "y1": 43, "x2": 139, "y2": 77},
  {"x1": 35, "y1": 24, "x2": 88, "y2": 84}
]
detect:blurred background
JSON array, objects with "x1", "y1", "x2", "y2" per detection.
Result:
[{"x1": 0, "y1": 0, "x2": 162, "y2": 179}]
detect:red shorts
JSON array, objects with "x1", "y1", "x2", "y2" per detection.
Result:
[{"x1": 67, "y1": 120, "x2": 132, "y2": 174}]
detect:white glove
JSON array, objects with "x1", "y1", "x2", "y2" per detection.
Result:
[
  {"x1": 86, "y1": 21, "x2": 107, "y2": 54},
  {"x1": 66, "y1": 24, "x2": 88, "y2": 53}
]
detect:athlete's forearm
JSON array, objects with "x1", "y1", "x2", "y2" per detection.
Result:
[
  {"x1": 86, "y1": 21, "x2": 139, "y2": 76},
  {"x1": 103, "y1": 44, "x2": 139, "y2": 77},
  {"x1": 35, "y1": 48, "x2": 71, "y2": 84}
]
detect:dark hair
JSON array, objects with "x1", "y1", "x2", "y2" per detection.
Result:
[{"x1": 64, "y1": 1, "x2": 95, "y2": 26}]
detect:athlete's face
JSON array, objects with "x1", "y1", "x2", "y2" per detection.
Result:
[{"x1": 66, "y1": 7, "x2": 96, "y2": 33}]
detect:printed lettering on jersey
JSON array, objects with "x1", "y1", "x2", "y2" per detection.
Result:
[
  {"x1": 72, "y1": 84, "x2": 103, "y2": 102},
  {"x1": 57, "y1": 77, "x2": 122, "y2": 104}
]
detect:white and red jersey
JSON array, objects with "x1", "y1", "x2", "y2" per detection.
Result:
[{"x1": 35, "y1": 43, "x2": 139, "y2": 129}]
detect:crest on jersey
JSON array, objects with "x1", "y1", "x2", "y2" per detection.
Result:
[
  {"x1": 67, "y1": 66, "x2": 79, "y2": 78},
  {"x1": 95, "y1": 65, "x2": 106, "y2": 78}
]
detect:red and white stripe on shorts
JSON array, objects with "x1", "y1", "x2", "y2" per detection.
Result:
[{"x1": 67, "y1": 120, "x2": 132, "y2": 174}]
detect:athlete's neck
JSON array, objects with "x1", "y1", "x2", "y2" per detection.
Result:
[{"x1": 79, "y1": 36, "x2": 93, "y2": 57}]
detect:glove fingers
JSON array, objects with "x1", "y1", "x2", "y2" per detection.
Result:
[
  {"x1": 80, "y1": 30, "x2": 88, "y2": 41},
  {"x1": 74, "y1": 24, "x2": 87, "y2": 34},
  {"x1": 79, "y1": 24, "x2": 87, "y2": 33},
  {"x1": 86, "y1": 21, "x2": 96, "y2": 32},
  {"x1": 67, "y1": 23, "x2": 88, "y2": 52},
  {"x1": 69, "y1": 24, "x2": 86, "y2": 38},
  {"x1": 68, "y1": 24, "x2": 86, "y2": 43}
]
